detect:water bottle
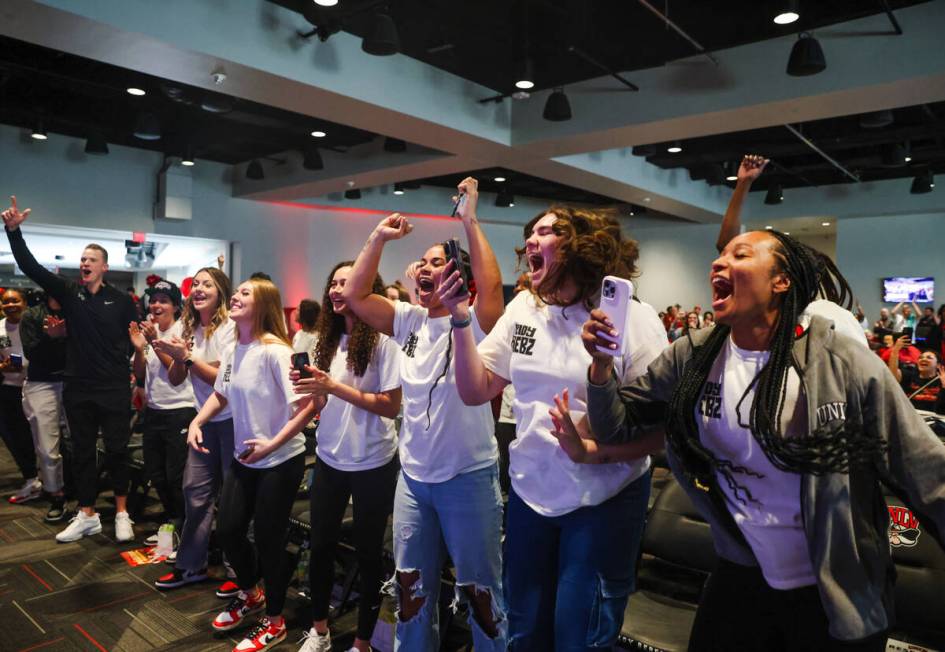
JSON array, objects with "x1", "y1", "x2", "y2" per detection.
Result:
[{"x1": 156, "y1": 523, "x2": 175, "y2": 557}]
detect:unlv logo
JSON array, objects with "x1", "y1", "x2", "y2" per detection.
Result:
[{"x1": 888, "y1": 505, "x2": 921, "y2": 548}]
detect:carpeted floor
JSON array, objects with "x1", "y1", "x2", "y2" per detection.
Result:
[{"x1": 0, "y1": 445, "x2": 472, "y2": 652}]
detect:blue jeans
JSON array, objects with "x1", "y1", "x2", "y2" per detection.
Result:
[
  {"x1": 505, "y1": 472, "x2": 651, "y2": 651},
  {"x1": 391, "y1": 463, "x2": 507, "y2": 651}
]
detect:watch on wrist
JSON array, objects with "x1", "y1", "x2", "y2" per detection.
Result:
[{"x1": 184, "y1": 357, "x2": 194, "y2": 368}]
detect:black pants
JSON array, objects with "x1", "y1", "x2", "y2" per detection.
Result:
[
  {"x1": 143, "y1": 407, "x2": 195, "y2": 526},
  {"x1": 309, "y1": 455, "x2": 398, "y2": 640},
  {"x1": 0, "y1": 384, "x2": 37, "y2": 481},
  {"x1": 218, "y1": 453, "x2": 305, "y2": 617},
  {"x1": 689, "y1": 558, "x2": 888, "y2": 652},
  {"x1": 63, "y1": 385, "x2": 132, "y2": 508}
]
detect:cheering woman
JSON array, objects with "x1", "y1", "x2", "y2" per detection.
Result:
[{"x1": 562, "y1": 229, "x2": 945, "y2": 650}]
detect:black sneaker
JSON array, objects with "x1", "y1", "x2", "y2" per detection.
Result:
[
  {"x1": 154, "y1": 567, "x2": 208, "y2": 590},
  {"x1": 44, "y1": 498, "x2": 66, "y2": 523}
]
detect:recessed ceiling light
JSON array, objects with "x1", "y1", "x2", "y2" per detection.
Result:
[
  {"x1": 821, "y1": 221, "x2": 830, "y2": 226},
  {"x1": 643, "y1": 197, "x2": 651, "y2": 202},
  {"x1": 393, "y1": 183, "x2": 405, "y2": 195},
  {"x1": 509, "y1": 202, "x2": 515, "y2": 207},
  {"x1": 494, "y1": 176, "x2": 506, "y2": 182},
  {"x1": 31, "y1": 130, "x2": 47, "y2": 141},
  {"x1": 310, "y1": 130, "x2": 326, "y2": 138},
  {"x1": 765, "y1": 225, "x2": 773, "y2": 230},
  {"x1": 784, "y1": 231, "x2": 791, "y2": 235},
  {"x1": 181, "y1": 160, "x2": 195, "y2": 167},
  {"x1": 905, "y1": 155, "x2": 913, "y2": 162},
  {"x1": 774, "y1": 11, "x2": 799, "y2": 25},
  {"x1": 126, "y1": 87, "x2": 146, "y2": 96},
  {"x1": 667, "y1": 143, "x2": 682, "y2": 153},
  {"x1": 314, "y1": 0, "x2": 339, "y2": 6},
  {"x1": 726, "y1": 174, "x2": 738, "y2": 181}
]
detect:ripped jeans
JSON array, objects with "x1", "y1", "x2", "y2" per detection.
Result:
[
  {"x1": 389, "y1": 463, "x2": 506, "y2": 651},
  {"x1": 505, "y1": 472, "x2": 650, "y2": 651}
]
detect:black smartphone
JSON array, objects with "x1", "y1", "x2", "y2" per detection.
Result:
[
  {"x1": 237, "y1": 445, "x2": 254, "y2": 461},
  {"x1": 9, "y1": 354, "x2": 22, "y2": 370},
  {"x1": 902, "y1": 326, "x2": 914, "y2": 345},
  {"x1": 450, "y1": 192, "x2": 466, "y2": 218},
  {"x1": 443, "y1": 238, "x2": 468, "y2": 296},
  {"x1": 292, "y1": 351, "x2": 312, "y2": 379}
]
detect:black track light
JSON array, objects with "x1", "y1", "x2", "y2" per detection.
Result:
[
  {"x1": 765, "y1": 184, "x2": 784, "y2": 205},
  {"x1": 495, "y1": 189, "x2": 514, "y2": 207},
  {"x1": 31, "y1": 119, "x2": 48, "y2": 141},
  {"x1": 787, "y1": 32, "x2": 825, "y2": 76},
  {"x1": 84, "y1": 133, "x2": 109, "y2": 155},
  {"x1": 724, "y1": 161, "x2": 738, "y2": 182},
  {"x1": 384, "y1": 137, "x2": 407, "y2": 153},
  {"x1": 543, "y1": 87, "x2": 572, "y2": 122},
  {"x1": 246, "y1": 160, "x2": 264, "y2": 180},
  {"x1": 362, "y1": 12, "x2": 400, "y2": 56},
  {"x1": 515, "y1": 58, "x2": 535, "y2": 90},
  {"x1": 345, "y1": 188, "x2": 362, "y2": 200},
  {"x1": 631, "y1": 145, "x2": 656, "y2": 157},
  {"x1": 303, "y1": 146, "x2": 324, "y2": 171},
  {"x1": 402, "y1": 181, "x2": 421, "y2": 190},
  {"x1": 393, "y1": 183, "x2": 405, "y2": 195},
  {"x1": 181, "y1": 146, "x2": 196, "y2": 167},
  {"x1": 880, "y1": 143, "x2": 906, "y2": 168},
  {"x1": 910, "y1": 170, "x2": 934, "y2": 195},
  {"x1": 133, "y1": 112, "x2": 161, "y2": 140}
]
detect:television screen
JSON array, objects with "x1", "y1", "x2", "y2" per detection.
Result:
[{"x1": 882, "y1": 276, "x2": 934, "y2": 303}]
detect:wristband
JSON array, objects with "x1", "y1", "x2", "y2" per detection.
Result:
[{"x1": 450, "y1": 315, "x2": 472, "y2": 329}]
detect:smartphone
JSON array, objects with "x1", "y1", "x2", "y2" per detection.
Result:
[
  {"x1": 443, "y1": 238, "x2": 469, "y2": 296},
  {"x1": 9, "y1": 354, "x2": 22, "y2": 370},
  {"x1": 902, "y1": 326, "x2": 914, "y2": 345},
  {"x1": 237, "y1": 445, "x2": 254, "y2": 461},
  {"x1": 450, "y1": 192, "x2": 466, "y2": 218},
  {"x1": 292, "y1": 352, "x2": 312, "y2": 379},
  {"x1": 597, "y1": 276, "x2": 634, "y2": 356}
]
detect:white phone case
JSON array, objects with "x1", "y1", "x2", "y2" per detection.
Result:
[{"x1": 597, "y1": 276, "x2": 634, "y2": 356}]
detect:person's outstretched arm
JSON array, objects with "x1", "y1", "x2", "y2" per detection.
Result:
[
  {"x1": 716, "y1": 155, "x2": 769, "y2": 252},
  {"x1": 1, "y1": 196, "x2": 70, "y2": 300},
  {"x1": 453, "y1": 177, "x2": 504, "y2": 333}
]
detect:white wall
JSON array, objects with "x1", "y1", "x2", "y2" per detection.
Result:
[{"x1": 0, "y1": 125, "x2": 525, "y2": 307}]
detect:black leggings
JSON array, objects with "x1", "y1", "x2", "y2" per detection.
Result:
[
  {"x1": 0, "y1": 384, "x2": 36, "y2": 481},
  {"x1": 142, "y1": 407, "x2": 195, "y2": 526},
  {"x1": 688, "y1": 558, "x2": 888, "y2": 652},
  {"x1": 309, "y1": 455, "x2": 397, "y2": 640},
  {"x1": 217, "y1": 453, "x2": 305, "y2": 617}
]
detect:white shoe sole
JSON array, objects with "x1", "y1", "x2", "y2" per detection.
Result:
[{"x1": 56, "y1": 523, "x2": 103, "y2": 543}]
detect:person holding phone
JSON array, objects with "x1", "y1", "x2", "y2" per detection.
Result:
[
  {"x1": 151, "y1": 267, "x2": 237, "y2": 592},
  {"x1": 566, "y1": 229, "x2": 945, "y2": 650},
  {"x1": 19, "y1": 292, "x2": 68, "y2": 521},
  {"x1": 129, "y1": 280, "x2": 196, "y2": 548},
  {"x1": 2, "y1": 197, "x2": 138, "y2": 544},
  {"x1": 0, "y1": 288, "x2": 40, "y2": 505},
  {"x1": 294, "y1": 262, "x2": 401, "y2": 652},
  {"x1": 437, "y1": 205, "x2": 666, "y2": 650},
  {"x1": 343, "y1": 177, "x2": 508, "y2": 651},
  {"x1": 189, "y1": 277, "x2": 316, "y2": 652}
]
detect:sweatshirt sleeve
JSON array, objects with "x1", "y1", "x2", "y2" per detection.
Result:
[
  {"x1": 6, "y1": 228, "x2": 70, "y2": 300},
  {"x1": 19, "y1": 307, "x2": 44, "y2": 359}
]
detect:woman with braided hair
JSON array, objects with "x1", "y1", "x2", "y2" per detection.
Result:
[
  {"x1": 343, "y1": 177, "x2": 507, "y2": 651},
  {"x1": 555, "y1": 228, "x2": 945, "y2": 651}
]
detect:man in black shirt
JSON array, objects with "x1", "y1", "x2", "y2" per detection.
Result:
[{"x1": 2, "y1": 197, "x2": 138, "y2": 543}]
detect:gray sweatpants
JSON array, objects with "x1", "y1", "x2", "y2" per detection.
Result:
[{"x1": 22, "y1": 380, "x2": 66, "y2": 493}]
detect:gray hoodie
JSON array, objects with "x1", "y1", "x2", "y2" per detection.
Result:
[{"x1": 587, "y1": 316, "x2": 945, "y2": 641}]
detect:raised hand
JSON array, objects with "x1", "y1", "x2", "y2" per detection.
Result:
[
  {"x1": 453, "y1": 177, "x2": 479, "y2": 221},
  {"x1": 139, "y1": 319, "x2": 158, "y2": 344},
  {"x1": 737, "y1": 154, "x2": 769, "y2": 184},
  {"x1": 152, "y1": 336, "x2": 189, "y2": 361},
  {"x1": 128, "y1": 321, "x2": 148, "y2": 350},
  {"x1": 374, "y1": 213, "x2": 414, "y2": 242},
  {"x1": 1, "y1": 195, "x2": 31, "y2": 231},
  {"x1": 582, "y1": 309, "x2": 621, "y2": 360},
  {"x1": 435, "y1": 260, "x2": 470, "y2": 320}
]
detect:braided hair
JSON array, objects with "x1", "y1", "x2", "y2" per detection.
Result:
[
  {"x1": 665, "y1": 231, "x2": 885, "y2": 503},
  {"x1": 423, "y1": 243, "x2": 474, "y2": 430}
]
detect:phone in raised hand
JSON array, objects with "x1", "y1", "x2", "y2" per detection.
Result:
[
  {"x1": 597, "y1": 276, "x2": 634, "y2": 356},
  {"x1": 443, "y1": 238, "x2": 468, "y2": 296},
  {"x1": 292, "y1": 352, "x2": 312, "y2": 379},
  {"x1": 450, "y1": 193, "x2": 466, "y2": 218}
]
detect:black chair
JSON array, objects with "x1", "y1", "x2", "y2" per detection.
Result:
[{"x1": 619, "y1": 478, "x2": 717, "y2": 652}]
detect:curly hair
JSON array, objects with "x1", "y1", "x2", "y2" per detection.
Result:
[
  {"x1": 515, "y1": 205, "x2": 639, "y2": 310},
  {"x1": 181, "y1": 267, "x2": 232, "y2": 344},
  {"x1": 313, "y1": 261, "x2": 385, "y2": 377}
]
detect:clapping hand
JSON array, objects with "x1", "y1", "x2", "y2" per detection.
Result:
[
  {"x1": 43, "y1": 315, "x2": 67, "y2": 338},
  {"x1": 153, "y1": 336, "x2": 190, "y2": 361}
]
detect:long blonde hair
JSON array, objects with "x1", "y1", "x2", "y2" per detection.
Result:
[
  {"x1": 181, "y1": 267, "x2": 231, "y2": 343},
  {"x1": 244, "y1": 278, "x2": 292, "y2": 347}
]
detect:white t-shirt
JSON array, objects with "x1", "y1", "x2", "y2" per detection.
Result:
[
  {"x1": 799, "y1": 300, "x2": 868, "y2": 348},
  {"x1": 312, "y1": 332, "x2": 401, "y2": 471},
  {"x1": 190, "y1": 319, "x2": 236, "y2": 422},
  {"x1": 392, "y1": 301, "x2": 497, "y2": 483},
  {"x1": 497, "y1": 384, "x2": 516, "y2": 425},
  {"x1": 293, "y1": 329, "x2": 317, "y2": 355},
  {"x1": 1, "y1": 318, "x2": 26, "y2": 387},
  {"x1": 214, "y1": 339, "x2": 306, "y2": 469},
  {"x1": 478, "y1": 292, "x2": 667, "y2": 517},
  {"x1": 697, "y1": 336, "x2": 816, "y2": 590},
  {"x1": 145, "y1": 320, "x2": 195, "y2": 411}
]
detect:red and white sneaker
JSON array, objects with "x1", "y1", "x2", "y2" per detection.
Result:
[
  {"x1": 232, "y1": 617, "x2": 286, "y2": 651},
  {"x1": 212, "y1": 590, "x2": 266, "y2": 632},
  {"x1": 217, "y1": 580, "x2": 240, "y2": 599},
  {"x1": 8, "y1": 478, "x2": 41, "y2": 504}
]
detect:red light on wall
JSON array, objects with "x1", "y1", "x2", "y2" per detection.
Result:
[{"x1": 131, "y1": 231, "x2": 147, "y2": 243}]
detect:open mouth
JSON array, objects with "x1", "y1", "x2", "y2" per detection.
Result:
[
  {"x1": 527, "y1": 253, "x2": 544, "y2": 274},
  {"x1": 81, "y1": 269, "x2": 92, "y2": 277},
  {"x1": 417, "y1": 277, "x2": 435, "y2": 293},
  {"x1": 711, "y1": 276, "x2": 733, "y2": 309}
]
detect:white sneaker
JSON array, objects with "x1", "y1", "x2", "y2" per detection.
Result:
[
  {"x1": 298, "y1": 627, "x2": 332, "y2": 652},
  {"x1": 144, "y1": 533, "x2": 159, "y2": 546},
  {"x1": 8, "y1": 477, "x2": 42, "y2": 504},
  {"x1": 115, "y1": 511, "x2": 135, "y2": 542},
  {"x1": 56, "y1": 511, "x2": 102, "y2": 543}
]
